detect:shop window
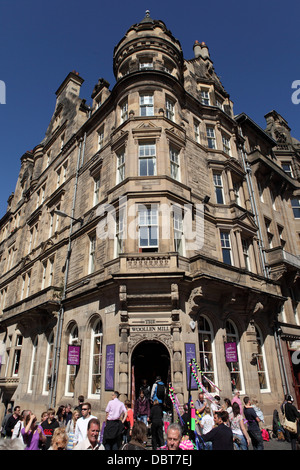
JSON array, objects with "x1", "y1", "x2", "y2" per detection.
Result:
[
  {"x1": 198, "y1": 315, "x2": 217, "y2": 392},
  {"x1": 65, "y1": 325, "x2": 79, "y2": 396},
  {"x1": 28, "y1": 337, "x2": 38, "y2": 393},
  {"x1": 89, "y1": 319, "x2": 103, "y2": 398},
  {"x1": 12, "y1": 335, "x2": 23, "y2": 377},
  {"x1": 255, "y1": 325, "x2": 270, "y2": 392},
  {"x1": 43, "y1": 332, "x2": 54, "y2": 395},
  {"x1": 225, "y1": 320, "x2": 245, "y2": 394}
]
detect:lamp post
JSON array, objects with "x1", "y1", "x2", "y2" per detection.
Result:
[{"x1": 54, "y1": 210, "x2": 83, "y2": 226}]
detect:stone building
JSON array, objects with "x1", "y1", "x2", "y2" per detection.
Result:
[{"x1": 0, "y1": 12, "x2": 299, "y2": 426}]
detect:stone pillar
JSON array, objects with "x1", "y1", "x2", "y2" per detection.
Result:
[
  {"x1": 242, "y1": 320, "x2": 260, "y2": 396},
  {"x1": 172, "y1": 326, "x2": 184, "y2": 404},
  {"x1": 118, "y1": 326, "x2": 130, "y2": 400}
]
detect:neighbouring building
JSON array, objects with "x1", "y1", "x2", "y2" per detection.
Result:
[{"x1": 0, "y1": 12, "x2": 299, "y2": 427}]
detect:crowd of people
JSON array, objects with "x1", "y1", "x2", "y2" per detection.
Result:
[{"x1": 0, "y1": 384, "x2": 299, "y2": 451}]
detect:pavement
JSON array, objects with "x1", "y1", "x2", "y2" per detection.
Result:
[
  {"x1": 146, "y1": 433, "x2": 294, "y2": 451},
  {"x1": 253, "y1": 436, "x2": 292, "y2": 451}
]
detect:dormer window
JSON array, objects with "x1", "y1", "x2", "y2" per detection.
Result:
[
  {"x1": 281, "y1": 162, "x2": 293, "y2": 178},
  {"x1": 201, "y1": 89, "x2": 210, "y2": 106}
]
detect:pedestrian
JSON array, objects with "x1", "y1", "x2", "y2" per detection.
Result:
[
  {"x1": 66, "y1": 410, "x2": 80, "y2": 450},
  {"x1": 223, "y1": 398, "x2": 233, "y2": 420},
  {"x1": 40, "y1": 411, "x2": 48, "y2": 425},
  {"x1": 12, "y1": 410, "x2": 30, "y2": 444},
  {"x1": 139, "y1": 379, "x2": 151, "y2": 400},
  {"x1": 202, "y1": 411, "x2": 234, "y2": 450},
  {"x1": 74, "y1": 395, "x2": 84, "y2": 417},
  {"x1": 195, "y1": 392, "x2": 207, "y2": 434},
  {"x1": 251, "y1": 398, "x2": 265, "y2": 426},
  {"x1": 73, "y1": 402, "x2": 97, "y2": 447},
  {"x1": 150, "y1": 376, "x2": 165, "y2": 408},
  {"x1": 159, "y1": 423, "x2": 182, "y2": 450},
  {"x1": 123, "y1": 400, "x2": 134, "y2": 443},
  {"x1": 1, "y1": 407, "x2": 12, "y2": 438},
  {"x1": 41, "y1": 408, "x2": 60, "y2": 450},
  {"x1": 230, "y1": 402, "x2": 250, "y2": 450},
  {"x1": 73, "y1": 418, "x2": 104, "y2": 450},
  {"x1": 48, "y1": 427, "x2": 69, "y2": 450},
  {"x1": 180, "y1": 404, "x2": 194, "y2": 441},
  {"x1": 282, "y1": 394, "x2": 300, "y2": 450},
  {"x1": 21, "y1": 412, "x2": 46, "y2": 450},
  {"x1": 149, "y1": 399, "x2": 164, "y2": 450},
  {"x1": 121, "y1": 421, "x2": 147, "y2": 450},
  {"x1": 5, "y1": 405, "x2": 21, "y2": 438},
  {"x1": 243, "y1": 396, "x2": 264, "y2": 450},
  {"x1": 103, "y1": 391, "x2": 127, "y2": 450},
  {"x1": 65, "y1": 404, "x2": 73, "y2": 424},
  {"x1": 232, "y1": 390, "x2": 243, "y2": 415},
  {"x1": 134, "y1": 390, "x2": 150, "y2": 426},
  {"x1": 210, "y1": 395, "x2": 221, "y2": 416},
  {"x1": 199, "y1": 405, "x2": 214, "y2": 449},
  {"x1": 56, "y1": 405, "x2": 66, "y2": 427}
]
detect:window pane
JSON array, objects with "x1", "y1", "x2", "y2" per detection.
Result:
[{"x1": 198, "y1": 316, "x2": 215, "y2": 392}]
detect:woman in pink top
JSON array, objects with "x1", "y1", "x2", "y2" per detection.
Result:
[{"x1": 21, "y1": 412, "x2": 46, "y2": 450}]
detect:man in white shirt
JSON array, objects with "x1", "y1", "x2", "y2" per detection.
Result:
[
  {"x1": 74, "y1": 418, "x2": 104, "y2": 450},
  {"x1": 103, "y1": 391, "x2": 127, "y2": 450},
  {"x1": 74, "y1": 402, "x2": 97, "y2": 446}
]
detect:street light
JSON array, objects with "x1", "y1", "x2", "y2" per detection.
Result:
[{"x1": 54, "y1": 210, "x2": 83, "y2": 226}]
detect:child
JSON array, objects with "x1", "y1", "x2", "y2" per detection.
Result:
[{"x1": 252, "y1": 399, "x2": 264, "y2": 427}]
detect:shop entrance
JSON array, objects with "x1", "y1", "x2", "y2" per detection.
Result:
[{"x1": 131, "y1": 340, "x2": 171, "y2": 403}]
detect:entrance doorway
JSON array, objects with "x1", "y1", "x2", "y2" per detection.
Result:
[{"x1": 131, "y1": 340, "x2": 171, "y2": 402}]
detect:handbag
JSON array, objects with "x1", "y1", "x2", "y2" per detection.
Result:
[{"x1": 283, "y1": 405, "x2": 298, "y2": 434}]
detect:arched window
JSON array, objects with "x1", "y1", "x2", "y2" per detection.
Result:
[
  {"x1": 198, "y1": 315, "x2": 217, "y2": 392},
  {"x1": 43, "y1": 332, "x2": 54, "y2": 395},
  {"x1": 225, "y1": 320, "x2": 245, "y2": 394},
  {"x1": 255, "y1": 325, "x2": 270, "y2": 392},
  {"x1": 65, "y1": 324, "x2": 79, "y2": 397},
  {"x1": 28, "y1": 336, "x2": 38, "y2": 393},
  {"x1": 89, "y1": 318, "x2": 103, "y2": 398}
]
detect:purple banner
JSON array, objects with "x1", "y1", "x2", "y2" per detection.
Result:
[
  {"x1": 225, "y1": 342, "x2": 238, "y2": 363},
  {"x1": 185, "y1": 343, "x2": 198, "y2": 390},
  {"x1": 105, "y1": 344, "x2": 115, "y2": 391},
  {"x1": 67, "y1": 345, "x2": 81, "y2": 366}
]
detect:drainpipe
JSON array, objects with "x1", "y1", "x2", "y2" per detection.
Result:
[
  {"x1": 49, "y1": 136, "x2": 83, "y2": 408},
  {"x1": 274, "y1": 326, "x2": 289, "y2": 396}
]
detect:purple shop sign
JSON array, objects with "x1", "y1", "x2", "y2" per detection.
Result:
[
  {"x1": 67, "y1": 345, "x2": 81, "y2": 366},
  {"x1": 105, "y1": 344, "x2": 115, "y2": 391},
  {"x1": 185, "y1": 343, "x2": 198, "y2": 390},
  {"x1": 225, "y1": 342, "x2": 238, "y2": 363}
]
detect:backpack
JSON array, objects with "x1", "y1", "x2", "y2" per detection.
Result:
[{"x1": 156, "y1": 383, "x2": 165, "y2": 400}]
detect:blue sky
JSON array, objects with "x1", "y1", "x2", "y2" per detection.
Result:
[{"x1": 0, "y1": 0, "x2": 299, "y2": 217}]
